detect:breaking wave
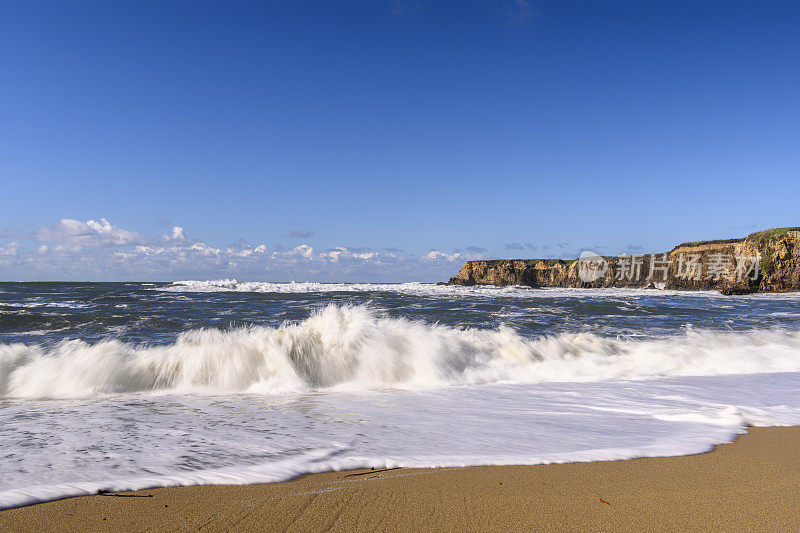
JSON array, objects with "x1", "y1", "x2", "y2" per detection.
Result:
[
  {"x1": 3, "y1": 305, "x2": 800, "y2": 399},
  {"x1": 160, "y1": 279, "x2": 542, "y2": 297},
  {"x1": 159, "y1": 279, "x2": 726, "y2": 298}
]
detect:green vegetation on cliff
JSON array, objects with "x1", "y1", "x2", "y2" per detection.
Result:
[
  {"x1": 747, "y1": 227, "x2": 800, "y2": 245},
  {"x1": 670, "y1": 227, "x2": 800, "y2": 250},
  {"x1": 671, "y1": 238, "x2": 742, "y2": 250},
  {"x1": 476, "y1": 259, "x2": 575, "y2": 267},
  {"x1": 761, "y1": 256, "x2": 774, "y2": 277}
]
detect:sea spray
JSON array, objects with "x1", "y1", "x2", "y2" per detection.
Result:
[{"x1": 4, "y1": 304, "x2": 800, "y2": 399}]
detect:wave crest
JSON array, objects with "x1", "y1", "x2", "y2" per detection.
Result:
[{"x1": 3, "y1": 305, "x2": 800, "y2": 398}]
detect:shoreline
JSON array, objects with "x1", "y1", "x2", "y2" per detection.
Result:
[{"x1": 2, "y1": 426, "x2": 799, "y2": 531}]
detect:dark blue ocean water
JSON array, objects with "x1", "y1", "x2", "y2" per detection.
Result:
[{"x1": 2, "y1": 281, "x2": 799, "y2": 346}]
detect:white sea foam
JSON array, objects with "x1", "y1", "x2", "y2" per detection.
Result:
[
  {"x1": 158, "y1": 279, "x2": 731, "y2": 298},
  {"x1": 0, "y1": 301, "x2": 91, "y2": 309},
  {"x1": 161, "y1": 279, "x2": 542, "y2": 297},
  {"x1": 3, "y1": 304, "x2": 800, "y2": 399},
  {"x1": 2, "y1": 373, "x2": 799, "y2": 509}
]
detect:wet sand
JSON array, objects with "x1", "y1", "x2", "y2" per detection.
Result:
[{"x1": 2, "y1": 426, "x2": 799, "y2": 532}]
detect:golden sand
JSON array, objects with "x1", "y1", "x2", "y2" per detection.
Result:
[{"x1": 2, "y1": 426, "x2": 799, "y2": 532}]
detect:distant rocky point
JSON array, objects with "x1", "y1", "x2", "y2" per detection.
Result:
[{"x1": 446, "y1": 227, "x2": 800, "y2": 294}]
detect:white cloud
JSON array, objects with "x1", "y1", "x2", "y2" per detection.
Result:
[
  {"x1": 424, "y1": 250, "x2": 462, "y2": 262},
  {"x1": 0, "y1": 241, "x2": 20, "y2": 256},
  {"x1": 162, "y1": 226, "x2": 186, "y2": 242},
  {"x1": 0, "y1": 242, "x2": 21, "y2": 266},
  {"x1": 36, "y1": 218, "x2": 145, "y2": 247},
  {"x1": 293, "y1": 244, "x2": 314, "y2": 258},
  {"x1": 189, "y1": 242, "x2": 221, "y2": 255},
  {"x1": 320, "y1": 247, "x2": 346, "y2": 262},
  {"x1": 226, "y1": 242, "x2": 269, "y2": 258}
]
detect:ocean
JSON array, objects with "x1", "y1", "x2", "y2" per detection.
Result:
[{"x1": 2, "y1": 280, "x2": 800, "y2": 509}]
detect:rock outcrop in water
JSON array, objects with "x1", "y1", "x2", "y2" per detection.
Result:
[{"x1": 447, "y1": 228, "x2": 800, "y2": 293}]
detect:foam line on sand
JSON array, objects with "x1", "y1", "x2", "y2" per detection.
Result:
[{"x1": 2, "y1": 426, "x2": 799, "y2": 531}]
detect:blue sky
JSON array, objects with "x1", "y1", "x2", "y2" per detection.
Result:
[{"x1": 1, "y1": 0, "x2": 798, "y2": 281}]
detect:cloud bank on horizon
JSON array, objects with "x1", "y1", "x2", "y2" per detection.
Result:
[
  {"x1": 0, "y1": 217, "x2": 592, "y2": 282},
  {"x1": 0, "y1": 218, "x2": 480, "y2": 282}
]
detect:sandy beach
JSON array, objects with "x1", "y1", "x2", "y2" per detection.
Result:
[{"x1": 1, "y1": 426, "x2": 798, "y2": 532}]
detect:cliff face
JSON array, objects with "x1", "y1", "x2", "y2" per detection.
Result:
[
  {"x1": 447, "y1": 228, "x2": 800, "y2": 293},
  {"x1": 447, "y1": 259, "x2": 577, "y2": 287}
]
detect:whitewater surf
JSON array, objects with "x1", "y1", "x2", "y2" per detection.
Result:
[{"x1": 2, "y1": 282, "x2": 800, "y2": 509}]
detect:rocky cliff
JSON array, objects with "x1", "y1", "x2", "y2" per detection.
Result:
[{"x1": 447, "y1": 228, "x2": 800, "y2": 293}]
